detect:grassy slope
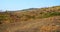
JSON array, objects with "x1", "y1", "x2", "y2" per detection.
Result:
[
  {"x1": 0, "y1": 6, "x2": 60, "y2": 32},
  {"x1": 0, "y1": 6, "x2": 60, "y2": 24}
]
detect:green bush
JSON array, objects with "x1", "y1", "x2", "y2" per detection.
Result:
[{"x1": 38, "y1": 12, "x2": 60, "y2": 18}]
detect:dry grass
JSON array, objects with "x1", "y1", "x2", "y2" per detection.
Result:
[{"x1": 0, "y1": 6, "x2": 60, "y2": 32}]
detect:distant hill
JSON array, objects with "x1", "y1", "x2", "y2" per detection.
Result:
[{"x1": 0, "y1": 6, "x2": 60, "y2": 32}]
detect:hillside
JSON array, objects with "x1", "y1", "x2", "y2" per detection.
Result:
[{"x1": 0, "y1": 6, "x2": 60, "y2": 32}]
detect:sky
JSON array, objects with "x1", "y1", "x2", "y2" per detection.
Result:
[{"x1": 0, "y1": 0, "x2": 60, "y2": 11}]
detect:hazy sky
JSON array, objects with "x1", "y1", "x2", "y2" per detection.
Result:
[{"x1": 0, "y1": 0, "x2": 60, "y2": 11}]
